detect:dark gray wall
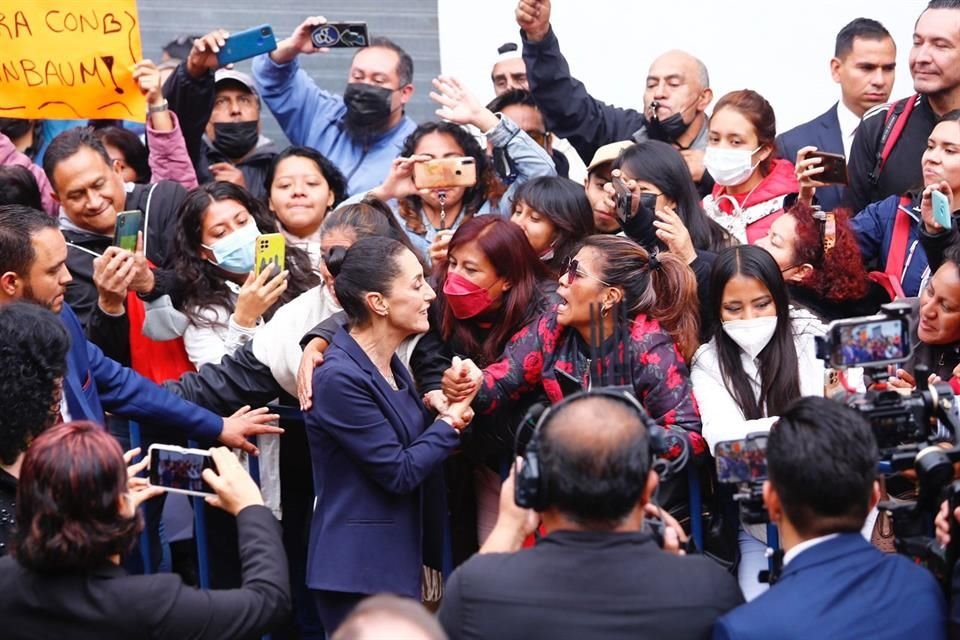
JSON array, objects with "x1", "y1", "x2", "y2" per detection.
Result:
[{"x1": 137, "y1": 0, "x2": 440, "y2": 146}]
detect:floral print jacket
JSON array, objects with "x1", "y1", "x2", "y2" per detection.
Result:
[{"x1": 474, "y1": 307, "x2": 706, "y2": 456}]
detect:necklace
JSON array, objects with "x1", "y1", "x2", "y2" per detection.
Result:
[{"x1": 381, "y1": 369, "x2": 399, "y2": 390}]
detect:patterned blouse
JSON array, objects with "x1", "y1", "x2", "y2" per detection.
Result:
[{"x1": 474, "y1": 306, "x2": 706, "y2": 456}]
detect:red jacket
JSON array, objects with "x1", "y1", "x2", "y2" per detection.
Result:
[{"x1": 705, "y1": 158, "x2": 799, "y2": 244}]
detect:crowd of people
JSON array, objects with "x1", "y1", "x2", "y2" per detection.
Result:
[{"x1": 3, "y1": 0, "x2": 960, "y2": 638}]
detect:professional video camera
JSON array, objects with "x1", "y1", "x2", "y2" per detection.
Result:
[
  {"x1": 816, "y1": 302, "x2": 960, "y2": 588},
  {"x1": 815, "y1": 302, "x2": 959, "y2": 456}
]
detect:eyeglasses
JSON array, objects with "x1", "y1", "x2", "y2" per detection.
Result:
[{"x1": 561, "y1": 257, "x2": 611, "y2": 286}]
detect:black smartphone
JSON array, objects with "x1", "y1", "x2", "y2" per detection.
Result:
[
  {"x1": 827, "y1": 314, "x2": 911, "y2": 368},
  {"x1": 715, "y1": 435, "x2": 768, "y2": 484},
  {"x1": 808, "y1": 151, "x2": 848, "y2": 185},
  {"x1": 217, "y1": 24, "x2": 278, "y2": 66},
  {"x1": 311, "y1": 22, "x2": 369, "y2": 49},
  {"x1": 612, "y1": 178, "x2": 657, "y2": 224},
  {"x1": 113, "y1": 210, "x2": 143, "y2": 251},
  {"x1": 148, "y1": 444, "x2": 217, "y2": 497}
]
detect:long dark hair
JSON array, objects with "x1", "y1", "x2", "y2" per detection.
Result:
[
  {"x1": 13, "y1": 421, "x2": 140, "y2": 572},
  {"x1": 174, "y1": 182, "x2": 320, "y2": 326},
  {"x1": 583, "y1": 235, "x2": 700, "y2": 361},
  {"x1": 435, "y1": 216, "x2": 549, "y2": 365},
  {"x1": 615, "y1": 140, "x2": 728, "y2": 252},
  {"x1": 396, "y1": 122, "x2": 506, "y2": 235},
  {"x1": 93, "y1": 126, "x2": 151, "y2": 183},
  {"x1": 706, "y1": 245, "x2": 800, "y2": 419},
  {"x1": 512, "y1": 176, "x2": 595, "y2": 275}
]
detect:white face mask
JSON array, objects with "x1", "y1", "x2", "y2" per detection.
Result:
[
  {"x1": 704, "y1": 146, "x2": 761, "y2": 187},
  {"x1": 722, "y1": 316, "x2": 777, "y2": 360}
]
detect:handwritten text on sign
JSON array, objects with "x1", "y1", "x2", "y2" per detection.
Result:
[{"x1": 0, "y1": 1, "x2": 146, "y2": 122}]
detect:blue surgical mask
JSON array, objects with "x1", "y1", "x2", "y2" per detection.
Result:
[{"x1": 202, "y1": 222, "x2": 260, "y2": 274}]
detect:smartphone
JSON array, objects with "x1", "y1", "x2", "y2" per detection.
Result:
[
  {"x1": 413, "y1": 157, "x2": 477, "y2": 190},
  {"x1": 255, "y1": 233, "x2": 285, "y2": 276},
  {"x1": 612, "y1": 178, "x2": 657, "y2": 224},
  {"x1": 217, "y1": 24, "x2": 277, "y2": 66},
  {"x1": 148, "y1": 444, "x2": 217, "y2": 497},
  {"x1": 311, "y1": 22, "x2": 369, "y2": 49},
  {"x1": 932, "y1": 189, "x2": 953, "y2": 230},
  {"x1": 113, "y1": 210, "x2": 143, "y2": 251},
  {"x1": 808, "y1": 151, "x2": 848, "y2": 185},
  {"x1": 715, "y1": 435, "x2": 768, "y2": 484},
  {"x1": 827, "y1": 314, "x2": 911, "y2": 368}
]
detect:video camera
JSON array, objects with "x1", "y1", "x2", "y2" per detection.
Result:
[
  {"x1": 714, "y1": 432, "x2": 768, "y2": 525},
  {"x1": 815, "y1": 302, "x2": 957, "y2": 457}
]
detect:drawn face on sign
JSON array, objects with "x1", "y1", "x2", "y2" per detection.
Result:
[{"x1": 51, "y1": 146, "x2": 127, "y2": 235}]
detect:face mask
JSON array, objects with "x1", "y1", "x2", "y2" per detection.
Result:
[
  {"x1": 721, "y1": 316, "x2": 778, "y2": 360},
  {"x1": 704, "y1": 147, "x2": 761, "y2": 187},
  {"x1": 343, "y1": 83, "x2": 395, "y2": 139},
  {"x1": 203, "y1": 222, "x2": 260, "y2": 274},
  {"x1": 443, "y1": 271, "x2": 495, "y2": 319},
  {"x1": 211, "y1": 121, "x2": 259, "y2": 159},
  {"x1": 645, "y1": 99, "x2": 694, "y2": 143}
]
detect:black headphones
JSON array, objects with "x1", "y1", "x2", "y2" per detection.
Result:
[{"x1": 513, "y1": 387, "x2": 682, "y2": 511}]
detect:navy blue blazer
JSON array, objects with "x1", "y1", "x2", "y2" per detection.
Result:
[
  {"x1": 305, "y1": 328, "x2": 459, "y2": 597},
  {"x1": 776, "y1": 103, "x2": 846, "y2": 212},
  {"x1": 60, "y1": 303, "x2": 221, "y2": 441},
  {"x1": 713, "y1": 533, "x2": 947, "y2": 640}
]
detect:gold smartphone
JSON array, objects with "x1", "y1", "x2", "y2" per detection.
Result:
[
  {"x1": 254, "y1": 233, "x2": 285, "y2": 276},
  {"x1": 413, "y1": 157, "x2": 478, "y2": 189}
]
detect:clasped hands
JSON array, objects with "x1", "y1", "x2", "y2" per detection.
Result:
[{"x1": 424, "y1": 356, "x2": 483, "y2": 430}]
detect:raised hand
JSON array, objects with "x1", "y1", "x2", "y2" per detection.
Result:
[
  {"x1": 233, "y1": 264, "x2": 289, "y2": 328},
  {"x1": 219, "y1": 406, "x2": 284, "y2": 456},
  {"x1": 430, "y1": 76, "x2": 498, "y2": 131},
  {"x1": 516, "y1": 0, "x2": 552, "y2": 42},
  {"x1": 271, "y1": 16, "x2": 331, "y2": 64},
  {"x1": 186, "y1": 29, "x2": 229, "y2": 78},
  {"x1": 794, "y1": 146, "x2": 826, "y2": 206},
  {"x1": 202, "y1": 446, "x2": 265, "y2": 515}
]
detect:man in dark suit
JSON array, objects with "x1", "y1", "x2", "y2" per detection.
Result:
[
  {"x1": 713, "y1": 397, "x2": 946, "y2": 640},
  {"x1": 438, "y1": 393, "x2": 743, "y2": 640},
  {"x1": 0, "y1": 204, "x2": 281, "y2": 454},
  {"x1": 776, "y1": 18, "x2": 896, "y2": 212}
]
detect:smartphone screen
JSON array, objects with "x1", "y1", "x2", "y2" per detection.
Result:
[
  {"x1": 830, "y1": 316, "x2": 911, "y2": 368},
  {"x1": 148, "y1": 446, "x2": 216, "y2": 496},
  {"x1": 715, "y1": 436, "x2": 767, "y2": 484},
  {"x1": 114, "y1": 210, "x2": 143, "y2": 251}
]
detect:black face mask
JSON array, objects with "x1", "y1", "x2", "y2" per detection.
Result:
[
  {"x1": 645, "y1": 100, "x2": 693, "y2": 144},
  {"x1": 211, "y1": 121, "x2": 259, "y2": 159},
  {"x1": 343, "y1": 83, "x2": 395, "y2": 140}
]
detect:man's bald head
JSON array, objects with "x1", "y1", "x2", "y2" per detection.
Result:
[
  {"x1": 644, "y1": 50, "x2": 713, "y2": 134},
  {"x1": 332, "y1": 595, "x2": 446, "y2": 640},
  {"x1": 539, "y1": 394, "x2": 654, "y2": 529}
]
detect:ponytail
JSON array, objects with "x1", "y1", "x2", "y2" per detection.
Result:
[{"x1": 583, "y1": 235, "x2": 699, "y2": 361}]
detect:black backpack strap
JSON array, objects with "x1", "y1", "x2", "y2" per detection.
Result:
[{"x1": 868, "y1": 95, "x2": 917, "y2": 186}]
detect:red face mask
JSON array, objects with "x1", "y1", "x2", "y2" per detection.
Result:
[{"x1": 443, "y1": 271, "x2": 495, "y2": 319}]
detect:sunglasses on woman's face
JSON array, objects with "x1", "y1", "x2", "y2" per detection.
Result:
[{"x1": 561, "y1": 257, "x2": 610, "y2": 286}]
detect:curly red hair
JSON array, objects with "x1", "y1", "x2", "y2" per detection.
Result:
[{"x1": 788, "y1": 203, "x2": 868, "y2": 302}]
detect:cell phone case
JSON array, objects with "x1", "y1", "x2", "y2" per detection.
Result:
[
  {"x1": 217, "y1": 25, "x2": 277, "y2": 66},
  {"x1": 255, "y1": 233, "x2": 286, "y2": 276},
  {"x1": 311, "y1": 23, "x2": 369, "y2": 48},
  {"x1": 810, "y1": 152, "x2": 848, "y2": 185},
  {"x1": 114, "y1": 210, "x2": 143, "y2": 251},
  {"x1": 413, "y1": 158, "x2": 477, "y2": 190},
  {"x1": 932, "y1": 190, "x2": 952, "y2": 230}
]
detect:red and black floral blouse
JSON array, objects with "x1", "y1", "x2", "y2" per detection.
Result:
[{"x1": 474, "y1": 306, "x2": 706, "y2": 456}]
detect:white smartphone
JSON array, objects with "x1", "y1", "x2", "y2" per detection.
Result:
[{"x1": 147, "y1": 444, "x2": 217, "y2": 497}]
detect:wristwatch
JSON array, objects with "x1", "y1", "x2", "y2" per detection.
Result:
[{"x1": 148, "y1": 100, "x2": 169, "y2": 114}]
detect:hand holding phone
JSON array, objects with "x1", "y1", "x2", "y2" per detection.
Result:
[
  {"x1": 932, "y1": 189, "x2": 953, "y2": 230},
  {"x1": 806, "y1": 151, "x2": 848, "y2": 185},
  {"x1": 255, "y1": 233, "x2": 286, "y2": 276},
  {"x1": 148, "y1": 444, "x2": 217, "y2": 497},
  {"x1": 114, "y1": 210, "x2": 144, "y2": 251}
]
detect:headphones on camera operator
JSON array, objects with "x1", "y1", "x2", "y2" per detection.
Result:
[{"x1": 512, "y1": 386, "x2": 689, "y2": 512}]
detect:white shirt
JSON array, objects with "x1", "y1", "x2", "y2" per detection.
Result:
[
  {"x1": 782, "y1": 533, "x2": 839, "y2": 566},
  {"x1": 836, "y1": 101, "x2": 862, "y2": 159}
]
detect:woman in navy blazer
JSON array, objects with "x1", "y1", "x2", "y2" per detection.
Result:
[{"x1": 305, "y1": 236, "x2": 478, "y2": 632}]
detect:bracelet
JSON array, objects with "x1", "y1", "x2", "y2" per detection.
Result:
[{"x1": 148, "y1": 100, "x2": 169, "y2": 114}]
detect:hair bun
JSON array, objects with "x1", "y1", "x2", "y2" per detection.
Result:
[{"x1": 324, "y1": 245, "x2": 349, "y2": 278}]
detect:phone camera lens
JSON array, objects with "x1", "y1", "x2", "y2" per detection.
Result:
[
  {"x1": 261, "y1": 27, "x2": 271, "y2": 36},
  {"x1": 455, "y1": 170, "x2": 462, "y2": 175}
]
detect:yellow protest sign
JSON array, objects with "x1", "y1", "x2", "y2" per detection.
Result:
[{"x1": 0, "y1": 1, "x2": 146, "y2": 122}]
